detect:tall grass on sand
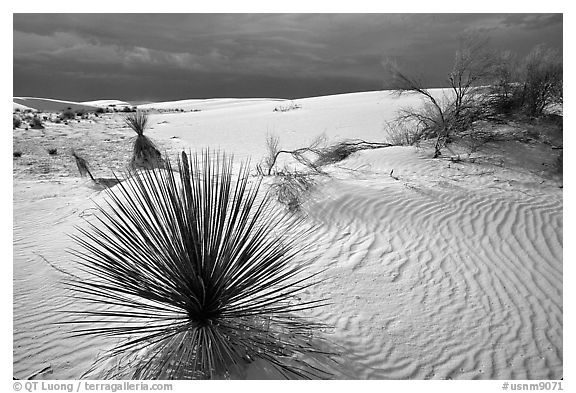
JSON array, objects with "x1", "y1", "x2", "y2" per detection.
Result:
[
  {"x1": 66, "y1": 150, "x2": 332, "y2": 379},
  {"x1": 124, "y1": 111, "x2": 163, "y2": 170}
]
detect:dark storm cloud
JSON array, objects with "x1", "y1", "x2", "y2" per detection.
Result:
[{"x1": 13, "y1": 14, "x2": 562, "y2": 101}]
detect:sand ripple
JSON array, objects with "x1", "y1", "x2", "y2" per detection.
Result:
[{"x1": 300, "y1": 152, "x2": 562, "y2": 379}]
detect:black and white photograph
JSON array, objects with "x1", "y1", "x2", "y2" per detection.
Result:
[{"x1": 12, "y1": 11, "x2": 564, "y2": 384}]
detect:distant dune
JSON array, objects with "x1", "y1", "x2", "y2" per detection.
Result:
[
  {"x1": 13, "y1": 102, "x2": 36, "y2": 112},
  {"x1": 80, "y1": 99, "x2": 132, "y2": 108},
  {"x1": 13, "y1": 97, "x2": 99, "y2": 112}
]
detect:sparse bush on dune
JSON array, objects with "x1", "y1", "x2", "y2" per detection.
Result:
[
  {"x1": 270, "y1": 168, "x2": 317, "y2": 213},
  {"x1": 313, "y1": 140, "x2": 392, "y2": 167},
  {"x1": 520, "y1": 46, "x2": 562, "y2": 118},
  {"x1": 261, "y1": 132, "x2": 281, "y2": 175},
  {"x1": 125, "y1": 111, "x2": 164, "y2": 170},
  {"x1": 384, "y1": 33, "x2": 496, "y2": 158},
  {"x1": 383, "y1": 120, "x2": 426, "y2": 146},
  {"x1": 259, "y1": 133, "x2": 392, "y2": 176},
  {"x1": 258, "y1": 135, "x2": 393, "y2": 211},
  {"x1": 13, "y1": 151, "x2": 22, "y2": 158},
  {"x1": 66, "y1": 151, "x2": 331, "y2": 379},
  {"x1": 273, "y1": 102, "x2": 302, "y2": 113},
  {"x1": 489, "y1": 45, "x2": 562, "y2": 118},
  {"x1": 47, "y1": 148, "x2": 58, "y2": 155}
]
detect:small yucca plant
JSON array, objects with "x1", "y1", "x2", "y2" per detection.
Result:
[
  {"x1": 71, "y1": 150, "x2": 95, "y2": 181},
  {"x1": 124, "y1": 111, "x2": 163, "y2": 170},
  {"x1": 66, "y1": 151, "x2": 331, "y2": 379}
]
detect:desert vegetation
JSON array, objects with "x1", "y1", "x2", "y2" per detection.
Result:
[
  {"x1": 124, "y1": 111, "x2": 164, "y2": 170},
  {"x1": 273, "y1": 101, "x2": 302, "y2": 112},
  {"x1": 60, "y1": 109, "x2": 76, "y2": 121},
  {"x1": 67, "y1": 151, "x2": 331, "y2": 379},
  {"x1": 258, "y1": 133, "x2": 393, "y2": 210},
  {"x1": 383, "y1": 34, "x2": 562, "y2": 159},
  {"x1": 29, "y1": 115, "x2": 44, "y2": 129},
  {"x1": 13, "y1": 115, "x2": 22, "y2": 129}
]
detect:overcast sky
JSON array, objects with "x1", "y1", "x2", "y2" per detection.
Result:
[{"x1": 13, "y1": 14, "x2": 562, "y2": 102}]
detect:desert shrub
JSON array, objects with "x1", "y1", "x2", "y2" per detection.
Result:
[
  {"x1": 47, "y1": 148, "x2": 58, "y2": 155},
  {"x1": 260, "y1": 134, "x2": 391, "y2": 175},
  {"x1": 521, "y1": 45, "x2": 562, "y2": 117},
  {"x1": 258, "y1": 134, "x2": 326, "y2": 175},
  {"x1": 30, "y1": 116, "x2": 44, "y2": 129},
  {"x1": 273, "y1": 102, "x2": 302, "y2": 112},
  {"x1": 13, "y1": 115, "x2": 22, "y2": 129},
  {"x1": 262, "y1": 132, "x2": 280, "y2": 175},
  {"x1": 488, "y1": 45, "x2": 562, "y2": 118},
  {"x1": 13, "y1": 151, "x2": 22, "y2": 158},
  {"x1": 60, "y1": 110, "x2": 76, "y2": 120},
  {"x1": 125, "y1": 111, "x2": 163, "y2": 170},
  {"x1": 383, "y1": 120, "x2": 426, "y2": 146},
  {"x1": 66, "y1": 151, "x2": 330, "y2": 379},
  {"x1": 122, "y1": 106, "x2": 136, "y2": 113},
  {"x1": 385, "y1": 33, "x2": 497, "y2": 157},
  {"x1": 95, "y1": 107, "x2": 105, "y2": 114},
  {"x1": 270, "y1": 169, "x2": 317, "y2": 212},
  {"x1": 314, "y1": 140, "x2": 392, "y2": 167}
]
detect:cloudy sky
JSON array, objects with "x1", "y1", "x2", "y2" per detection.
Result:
[{"x1": 13, "y1": 14, "x2": 562, "y2": 102}]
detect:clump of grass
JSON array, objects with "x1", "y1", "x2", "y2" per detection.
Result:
[
  {"x1": 13, "y1": 151, "x2": 22, "y2": 158},
  {"x1": 124, "y1": 111, "x2": 163, "y2": 170},
  {"x1": 47, "y1": 148, "x2": 58, "y2": 155},
  {"x1": 66, "y1": 151, "x2": 331, "y2": 379}
]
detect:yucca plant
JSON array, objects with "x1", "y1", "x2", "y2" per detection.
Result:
[
  {"x1": 125, "y1": 111, "x2": 163, "y2": 170},
  {"x1": 66, "y1": 151, "x2": 332, "y2": 379},
  {"x1": 71, "y1": 150, "x2": 95, "y2": 181}
]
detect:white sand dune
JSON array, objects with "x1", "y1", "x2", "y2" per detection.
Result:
[
  {"x1": 13, "y1": 102, "x2": 37, "y2": 112},
  {"x1": 13, "y1": 97, "x2": 99, "y2": 112},
  {"x1": 138, "y1": 97, "x2": 286, "y2": 112},
  {"x1": 80, "y1": 99, "x2": 132, "y2": 108},
  {"x1": 13, "y1": 90, "x2": 562, "y2": 380}
]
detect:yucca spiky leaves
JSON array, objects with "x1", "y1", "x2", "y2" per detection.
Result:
[
  {"x1": 124, "y1": 111, "x2": 148, "y2": 136},
  {"x1": 124, "y1": 111, "x2": 163, "y2": 170},
  {"x1": 67, "y1": 151, "x2": 330, "y2": 379}
]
